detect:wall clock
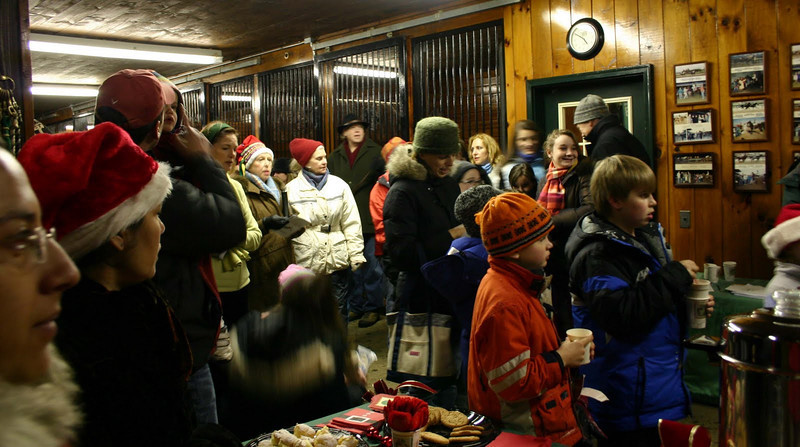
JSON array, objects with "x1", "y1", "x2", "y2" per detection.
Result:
[{"x1": 567, "y1": 18, "x2": 604, "y2": 60}]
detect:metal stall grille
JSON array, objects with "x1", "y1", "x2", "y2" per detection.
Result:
[
  {"x1": 180, "y1": 85, "x2": 206, "y2": 129},
  {"x1": 412, "y1": 21, "x2": 506, "y2": 150},
  {"x1": 209, "y1": 76, "x2": 254, "y2": 138},
  {"x1": 318, "y1": 39, "x2": 407, "y2": 149},
  {"x1": 258, "y1": 63, "x2": 320, "y2": 158}
]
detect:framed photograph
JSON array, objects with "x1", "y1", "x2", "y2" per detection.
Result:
[
  {"x1": 674, "y1": 62, "x2": 709, "y2": 105},
  {"x1": 792, "y1": 43, "x2": 800, "y2": 90},
  {"x1": 733, "y1": 151, "x2": 769, "y2": 192},
  {"x1": 793, "y1": 99, "x2": 800, "y2": 144},
  {"x1": 793, "y1": 151, "x2": 800, "y2": 163},
  {"x1": 731, "y1": 99, "x2": 768, "y2": 142},
  {"x1": 730, "y1": 51, "x2": 766, "y2": 96},
  {"x1": 674, "y1": 153, "x2": 715, "y2": 187},
  {"x1": 672, "y1": 109, "x2": 715, "y2": 145}
]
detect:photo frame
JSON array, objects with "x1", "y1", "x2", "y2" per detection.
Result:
[
  {"x1": 673, "y1": 153, "x2": 715, "y2": 187},
  {"x1": 674, "y1": 62, "x2": 710, "y2": 105},
  {"x1": 793, "y1": 99, "x2": 800, "y2": 144},
  {"x1": 733, "y1": 151, "x2": 769, "y2": 193},
  {"x1": 792, "y1": 44, "x2": 800, "y2": 90},
  {"x1": 793, "y1": 151, "x2": 800, "y2": 163},
  {"x1": 731, "y1": 98, "x2": 768, "y2": 143},
  {"x1": 730, "y1": 51, "x2": 766, "y2": 96},
  {"x1": 672, "y1": 109, "x2": 715, "y2": 145}
]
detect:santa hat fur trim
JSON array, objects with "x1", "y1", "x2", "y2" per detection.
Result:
[
  {"x1": 59, "y1": 161, "x2": 172, "y2": 260},
  {"x1": 762, "y1": 204, "x2": 800, "y2": 259}
]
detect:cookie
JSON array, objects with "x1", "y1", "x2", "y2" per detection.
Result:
[
  {"x1": 448, "y1": 435, "x2": 480, "y2": 443},
  {"x1": 421, "y1": 431, "x2": 449, "y2": 445},
  {"x1": 427, "y1": 406, "x2": 443, "y2": 426},
  {"x1": 440, "y1": 410, "x2": 469, "y2": 428},
  {"x1": 449, "y1": 428, "x2": 482, "y2": 437},
  {"x1": 459, "y1": 425, "x2": 484, "y2": 431}
]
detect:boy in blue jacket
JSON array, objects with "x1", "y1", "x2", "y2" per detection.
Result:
[{"x1": 565, "y1": 155, "x2": 712, "y2": 447}]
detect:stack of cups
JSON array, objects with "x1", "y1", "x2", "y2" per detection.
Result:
[
  {"x1": 687, "y1": 279, "x2": 711, "y2": 329},
  {"x1": 703, "y1": 263, "x2": 720, "y2": 283},
  {"x1": 723, "y1": 261, "x2": 737, "y2": 281}
]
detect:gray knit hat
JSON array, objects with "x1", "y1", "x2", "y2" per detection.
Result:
[
  {"x1": 573, "y1": 94, "x2": 610, "y2": 124},
  {"x1": 454, "y1": 184, "x2": 502, "y2": 238},
  {"x1": 413, "y1": 117, "x2": 460, "y2": 155}
]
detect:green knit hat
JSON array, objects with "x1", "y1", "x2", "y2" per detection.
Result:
[{"x1": 412, "y1": 117, "x2": 460, "y2": 155}]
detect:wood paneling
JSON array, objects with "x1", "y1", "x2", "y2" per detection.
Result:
[{"x1": 505, "y1": 0, "x2": 800, "y2": 278}]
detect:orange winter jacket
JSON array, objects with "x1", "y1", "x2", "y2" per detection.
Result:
[{"x1": 468, "y1": 257, "x2": 583, "y2": 446}]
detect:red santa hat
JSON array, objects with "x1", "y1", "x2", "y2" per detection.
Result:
[
  {"x1": 17, "y1": 122, "x2": 172, "y2": 260},
  {"x1": 762, "y1": 204, "x2": 800, "y2": 259}
]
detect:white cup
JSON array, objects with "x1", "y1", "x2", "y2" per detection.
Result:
[
  {"x1": 723, "y1": 261, "x2": 737, "y2": 281},
  {"x1": 391, "y1": 428, "x2": 422, "y2": 447},
  {"x1": 566, "y1": 328, "x2": 593, "y2": 365},
  {"x1": 687, "y1": 279, "x2": 710, "y2": 329},
  {"x1": 703, "y1": 263, "x2": 719, "y2": 283}
]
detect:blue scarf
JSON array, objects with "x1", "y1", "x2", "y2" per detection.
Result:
[
  {"x1": 245, "y1": 171, "x2": 281, "y2": 205},
  {"x1": 302, "y1": 168, "x2": 329, "y2": 191},
  {"x1": 518, "y1": 151, "x2": 543, "y2": 164},
  {"x1": 480, "y1": 162, "x2": 493, "y2": 174}
]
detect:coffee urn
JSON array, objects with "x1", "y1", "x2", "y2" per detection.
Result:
[{"x1": 719, "y1": 291, "x2": 800, "y2": 446}]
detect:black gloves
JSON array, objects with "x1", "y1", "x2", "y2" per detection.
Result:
[{"x1": 260, "y1": 215, "x2": 290, "y2": 231}]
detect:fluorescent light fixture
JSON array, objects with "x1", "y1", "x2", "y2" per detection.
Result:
[
  {"x1": 333, "y1": 66, "x2": 398, "y2": 79},
  {"x1": 221, "y1": 95, "x2": 252, "y2": 102},
  {"x1": 31, "y1": 84, "x2": 99, "y2": 97},
  {"x1": 29, "y1": 33, "x2": 223, "y2": 65}
]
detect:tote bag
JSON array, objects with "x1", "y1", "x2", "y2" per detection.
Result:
[{"x1": 386, "y1": 311, "x2": 456, "y2": 384}]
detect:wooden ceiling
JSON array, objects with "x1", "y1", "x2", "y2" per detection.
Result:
[{"x1": 28, "y1": 0, "x2": 482, "y2": 118}]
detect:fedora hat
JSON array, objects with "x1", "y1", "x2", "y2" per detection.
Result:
[{"x1": 337, "y1": 113, "x2": 370, "y2": 134}]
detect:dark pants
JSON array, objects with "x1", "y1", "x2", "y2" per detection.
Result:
[
  {"x1": 597, "y1": 427, "x2": 660, "y2": 447},
  {"x1": 347, "y1": 235, "x2": 386, "y2": 314},
  {"x1": 187, "y1": 363, "x2": 218, "y2": 424},
  {"x1": 330, "y1": 268, "x2": 352, "y2": 324}
]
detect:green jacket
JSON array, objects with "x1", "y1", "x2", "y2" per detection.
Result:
[{"x1": 328, "y1": 137, "x2": 384, "y2": 234}]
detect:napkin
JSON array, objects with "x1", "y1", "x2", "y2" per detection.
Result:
[{"x1": 385, "y1": 396, "x2": 429, "y2": 432}]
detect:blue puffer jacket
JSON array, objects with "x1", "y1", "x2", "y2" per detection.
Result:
[{"x1": 564, "y1": 212, "x2": 693, "y2": 433}]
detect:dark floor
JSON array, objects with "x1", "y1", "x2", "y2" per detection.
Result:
[{"x1": 348, "y1": 316, "x2": 721, "y2": 446}]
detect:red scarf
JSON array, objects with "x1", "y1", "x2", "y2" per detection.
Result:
[{"x1": 538, "y1": 162, "x2": 570, "y2": 215}]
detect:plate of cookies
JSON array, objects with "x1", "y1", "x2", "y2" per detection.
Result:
[{"x1": 405, "y1": 406, "x2": 498, "y2": 446}]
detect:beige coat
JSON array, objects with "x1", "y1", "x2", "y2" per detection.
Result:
[{"x1": 286, "y1": 172, "x2": 365, "y2": 274}]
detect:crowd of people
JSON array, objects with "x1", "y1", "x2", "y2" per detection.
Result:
[{"x1": 0, "y1": 67, "x2": 744, "y2": 447}]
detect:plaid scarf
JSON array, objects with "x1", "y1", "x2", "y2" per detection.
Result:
[{"x1": 537, "y1": 162, "x2": 570, "y2": 215}]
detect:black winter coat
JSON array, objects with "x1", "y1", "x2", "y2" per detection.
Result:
[
  {"x1": 328, "y1": 137, "x2": 385, "y2": 234},
  {"x1": 153, "y1": 153, "x2": 246, "y2": 369},
  {"x1": 585, "y1": 114, "x2": 650, "y2": 166},
  {"x1": 56, "y1": 279, "x2": 195, "y2": 447},
  {"x1": 383, "y1": 149, "x2": 460, "y2": 313}
]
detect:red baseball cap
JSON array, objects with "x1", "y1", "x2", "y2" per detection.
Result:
[{"x1": 95, "y1": 69, "x2": 165, "y2": 129}]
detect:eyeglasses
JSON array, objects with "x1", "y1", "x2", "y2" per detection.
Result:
[
  {"x1": 460, "y1": 179, "x2": 485, "y2": 185},
  {"x1": 1, "y1": 227, "x2": 56, "y2": 269}
]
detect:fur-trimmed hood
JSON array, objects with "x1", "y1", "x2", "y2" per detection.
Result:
[
  {"x1": 386, "y1": 144, "x2": 427, "y2": 182},
  {"x1": 0, "y1": 347, "x2": 81, "y2": 447}
]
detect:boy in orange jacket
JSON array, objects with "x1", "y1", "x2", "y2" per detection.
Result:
[{"x1": 468, "y1": 193, "x2": 591, "y2": 445}]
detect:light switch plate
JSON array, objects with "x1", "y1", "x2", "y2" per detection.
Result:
[{"x1": 679, "y1": 210, "x2": 691, "y2": 228}]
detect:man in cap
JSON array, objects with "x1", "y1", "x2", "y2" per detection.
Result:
[
  {"x1": 328, "y1": 113, "x2": 386, "y2": 328},
  {"x1": 95, "y1": 69, "x2": 245, "y2": 424},
  {"x1": 573, "y1": 94, "x2": 650, "y2": 165}
]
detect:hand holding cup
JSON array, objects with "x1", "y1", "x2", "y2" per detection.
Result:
[{"x1": 560, "y1": 329, "x2": 594, "y2": 367}]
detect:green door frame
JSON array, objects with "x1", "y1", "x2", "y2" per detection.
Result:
[{"x1": 526, "y1": 65, "x2": 656, "y2": 167}]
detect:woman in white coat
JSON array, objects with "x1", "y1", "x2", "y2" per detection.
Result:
[{"x1": 285, "y1": 138, "x2": 366, "y2": 321}]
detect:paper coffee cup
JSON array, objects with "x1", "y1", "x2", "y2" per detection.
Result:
[
  {"x1": 703, "y1": 263, "x2": 719, "y2": 283},
  {"x1": 391, "y1": 428, "x2": 422, "y2": 447},
  {"x1": 566, "y1": 328, "x2": 592, "y2": 365},
  {"x1": 690, "y1": 279, "x2": 711, "y2": 297},
  {"x1": 687, "y1": 296, "x2": 709, "y2": 329},
  {"x1": 723, "y1": 261, "x2": 737, "y2": 281}
]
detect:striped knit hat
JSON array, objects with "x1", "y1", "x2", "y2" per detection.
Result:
[
  {"x1": 237, "y1": 135, "x2": 273, "y2": 175},
  {"x1": 476, "y1": 192, "x2": 553, "y2": 256}
]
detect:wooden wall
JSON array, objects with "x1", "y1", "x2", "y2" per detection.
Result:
[{"x1": 504, "y1": 0, "x2": 800, "y2": 279}]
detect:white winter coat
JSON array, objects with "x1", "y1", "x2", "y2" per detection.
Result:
[{"x1": 286, "y1": 172, "x2": 366, "y2": 274}]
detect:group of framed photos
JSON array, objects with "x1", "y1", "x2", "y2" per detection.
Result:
[
  {"x1": 671, "y1": 51, "x2": 773, "y2": 145},
  {"x1": 673, "y1": 151, "x2": 771, "y2": 192},
  {"x1": 669, "y1": 45, "x2": 800, "y2": 192}
]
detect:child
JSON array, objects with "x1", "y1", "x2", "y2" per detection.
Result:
[
  {"x1": 468, "y1": 193, "x2": 590, "y2": 445},
  {"x1": 565, "y1": 155, "x2": 709, "y2": 447},
  {"x1": 508, "y1": 162, "x2": 537, "y2": 197},
  {"x1": 761, "y1": 204, "x2": 800, "y2": 306}
]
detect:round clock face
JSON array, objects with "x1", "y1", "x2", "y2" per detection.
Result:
[{"x1": 567, "y1": 18, "x2": 604, "y2": 60}]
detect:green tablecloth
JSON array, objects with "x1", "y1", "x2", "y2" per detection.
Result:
[{"x1": 683, "y1": 278, "x2": 767, "y2": 405}]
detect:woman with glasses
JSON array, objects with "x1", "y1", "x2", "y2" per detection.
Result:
[
  {"x1": 0, "y1": 147, "x2": 81, "y2": 447},
  {"x1": 451, "y1": 160, "x2": 490, "y2": 193},
  {"x1": 16, "y1": 123, "x2": 222, "y2": 446}
]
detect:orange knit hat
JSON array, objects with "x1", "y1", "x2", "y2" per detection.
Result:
[{"x1": 476, "y1": 192, "x2": 553, "y2": 256}]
